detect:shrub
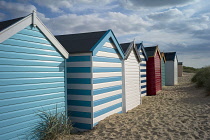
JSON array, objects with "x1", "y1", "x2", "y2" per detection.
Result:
[
  {"x1": 191, "y1": 66, "x2": 210, "y2": 94},
  {"x1": 31, "y1": 107, "x2": 72, "y2": 140},
  {"x1": 183, "y1": 66, "x2": 199, "y2": 73}
]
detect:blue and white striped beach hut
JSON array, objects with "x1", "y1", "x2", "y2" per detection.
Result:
[
  {"x1": 0, "y1": 11, "x2": 69, "y2": 140},
  {"x1": 56, "y1": 30, "x2": 125, "y2": 130},
  {"x1": 136, "y1": 43, "x2": 148, "y2": 97}
]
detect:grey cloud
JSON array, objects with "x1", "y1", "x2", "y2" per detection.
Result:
[{"x1": 122, "y1": 0, "x2": 197, "y2": 8}]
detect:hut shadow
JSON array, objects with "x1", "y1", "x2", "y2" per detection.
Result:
[{"x1": 58, "y1": 61, "x2": 65, "y2": 72}]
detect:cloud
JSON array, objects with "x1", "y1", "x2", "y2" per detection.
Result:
[
  {"x1": 0, "y1": 1, "x2": 36, "y2": 18},
  {"x1": 45, "y1": 12, "x2": 151, "y2": 36},
  {"x1": 121, "y1": 0, "x2": 198, "y2": 10}
]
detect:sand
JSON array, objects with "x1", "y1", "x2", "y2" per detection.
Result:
[{"x1": 69, "y1": 73, "x2": 210, "y2": 140}]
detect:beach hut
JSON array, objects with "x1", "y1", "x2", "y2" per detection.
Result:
[
  {"x1": 164, "y1": 52, "x2": 178, "y2": 86},
  {"x1": 161, "y1": 52, "x2": 166, "y2": 86},
  {"x1": 120, "y1": 41, "x2": 141, "y2": 112},
  {"x1": 56, "y1": 30, "x2": 124, "y2": 130},
  {"x1": 136, "y1": 43, "x2": 148, "y2": 96},
  {"x1": 145, "y1": 46, "x2": 162, "y2": 96},
  {"x1": 178, "y1": 62, "x2": 183, "y2": 77},
  {"x1": 0, "y1": 11, "x2": 69, "y2": 140}
]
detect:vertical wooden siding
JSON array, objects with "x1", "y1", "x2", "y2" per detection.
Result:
[
  {"x1": 66, "y1": 54, "x2": 93, "y2": 130},
  {"x1": 165, "y1": 61, "x2": 175, "y2": 86},
  {"x1": 0, "y1": 25, "x2": 66, "y2": 140},
  {"x1": 124, "y1": 49, "x2": 140, "y2": 112},
  {"x1": 146, "y1": 58, "x2": 156, "y2": 95},
  {"x1": 161, "y1": 59, "x2": 166, "y2": 86},
  {"x1": 155, "y1": 52, "x2": 162, "y2": 92},
  {"x1": 92, "y1": 41, "x2": 123, "y2": 126},
  {"x1": 139, "y1": 49, "x2": 147, "y2": 96}
]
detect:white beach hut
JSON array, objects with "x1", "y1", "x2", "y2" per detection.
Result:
[
  {"x1": 121, "y1": 42, "x2": 141, "y2": 112},
  {"x1": 164, "y1": 52, "x2": 178, "y2": 86}
]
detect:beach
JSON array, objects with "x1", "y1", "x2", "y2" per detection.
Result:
[{"x1": 69, "y1": 73, "x2": 210, "y2": 140}]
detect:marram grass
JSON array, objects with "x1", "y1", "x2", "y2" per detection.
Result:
[{"x1": 31, "y1": 107, "x2": 72, "y2": 140}]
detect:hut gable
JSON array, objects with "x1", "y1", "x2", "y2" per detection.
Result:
[
  {"x1": 0, "y1": 12, "x2": 68, "y2": 140},
  {"x1": 56, "y1": 30, "x2": 124, "y2": 130},
  {"x1": 145, "y1": 46, "x2": 162, "y2": 96},
  {"x1": 120, "y1": 42, "x2": 141, "y2": 112},
  {"x1": 136, "y1": 43, "x2": 148, "y2": 96},
  {"x1": 164, "y1": 52, "x2": 178, "y2": 85}
]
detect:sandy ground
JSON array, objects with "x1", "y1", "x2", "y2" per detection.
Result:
[{"x1": 69, "y1": 73, "x2": 210, "y2": 140}]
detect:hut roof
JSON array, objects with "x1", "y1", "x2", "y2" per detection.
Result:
[
  {"x1": 0, "y1": 16, "x2": 25, "y2": 32},
  {"x1": 136, "y1": 43, "x2": 148, "y2": 61},
  {"x1": 56, "y1": 31, "x2": 107, "y2": 54},
  {"x1": 164, "y1": 52, "x2": 177, "y2": 61}
]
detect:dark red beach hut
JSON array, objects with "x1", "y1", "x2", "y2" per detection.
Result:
[{"x1": 145, "y1": 46, "x2": 162, "y2": 96}]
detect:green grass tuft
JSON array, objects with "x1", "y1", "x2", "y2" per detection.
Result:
[{"x1": 31, "y1": 106, "x2": 73, "y2": 140}]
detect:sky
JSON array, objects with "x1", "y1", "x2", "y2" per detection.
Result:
[{"x1": 0, "y1": 0, "x2": 210, "y2": 68}]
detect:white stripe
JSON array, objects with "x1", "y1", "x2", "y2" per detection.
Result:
[
  {"x1": 103, "y1": 42, "x2": 113, "y2": 48},
  {"x1": 68, "y1": 95, "x2": 92, "y2": 101},
  {"x1": 68, "y1": 106, "x2": 92, "y2": 112},
  {"x1": 140, "y1": 72, "x2": 146, "y2": 75},
  {"x1": 67, "y1": 73, "x2": 92, "y2": 78},
  {"x1": 68, "y1": 84, "x2": 92, "y2": 90},
  {"x1": 67, "y1": 61, "x2": 91, "y2": 67},
  {"x1": 92, "y1": 61, "x2": 121, "y2": 67},
  {"x1": 141, "y1": 93, "x2": 147, "y2": 97},
  {"x1": 140, "y1": 77, "x2": 146, "y2": 81},
  {"x1": 141, "y1": 87, "x2": 146, "y2": 91},
  {"x1": 70, "y1": 117, "x2": 92, "y2": 124},
  {"x1": 140, "y1": 61, "x2": 146, "y2": 64},
  {"x1": 93, "y1": 107, "x2": 122, "y2": 124},
  {"x1": 93, "y1": 98, "x2": 122, "y2": 112},
  {"x1": 93, "y1": 89, "x2": 122, "y2": 101},
  {"x1": 96, "y1": 51, "x2": 119, "y2": 58},
  {"x1": 93, "y1": 72, "x2": 121, "y2": 78},
  {"x1": 93, "y1": 81, "x2": 122, "y2": 89}
]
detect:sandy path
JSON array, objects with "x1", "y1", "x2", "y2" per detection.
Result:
[{"x1": 69, "y1": 73, "x2": 210, "y2": 140}]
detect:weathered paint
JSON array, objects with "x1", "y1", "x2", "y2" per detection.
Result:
[{"x1": 0, "y1": 25, "x2": 66, "y2": 140}]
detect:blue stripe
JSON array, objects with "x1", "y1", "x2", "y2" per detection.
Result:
[
  {"x1": 141, "y1": 90, "x2": 147, "y2": 94},
  {"x1": 68, "y1": 100, "x2": 91, "y2": 107},
  {"x1": 68, "y1": 111, "x2": 91, "y2": 118},
  {"x1": 141, "y1": 80, "x2": 146, "y2": 83},
  {"x1": 0, "y1": 87, "x2": 64, "y2": 100},
  {"x1": 141, "y1": 85, "x2": 147, "y2": 89},
  {"x1": 67, "y1": 89, "x2": 91, "y2": 95},
  {"x1": 11, "y1": 33, "x2": 50, "y2": 44},
  {"x1": 0, "y1": 58, "x2": 62, "y2": 67},
  {"x1": 0, "y1": 51, "x2": 63, "y2": 61},
  {"x1": 67, "y1": 78, "x2": 91, "y2": 84},
  {"x1": 93, "y1": 94, "x2": 122, "y2": 106},
  {"x1": 67, "y1": 67, "x2": 91, "y2": 73},
  {"x1": 93, "y1": 67, "x2": 121, "y2": 73},
  {"x1": 0, "y1": 65, "x2": 63, "y2": 72},
  {"x1": 0, "y1": 92, "x2": 64, "y2": 107},
  {"x1": 94, "y1": 102, "x2": 122, "y2": 118},
  {"x1": 93, "y1": 76, "x2": 121, "y2": 84},
  {"x1": 0, "y1": 97, "x2": 65, "y2": 114},
  {"x1": 25, "y1": 26, "x2": 40, "y2": 31},
  {"x1": 140, "y1": 64, "x2": 146, "y2": 66},
  {"x1": 0, "y1": 82, "x2": 64, "y2": 93},
  {"x1": 93, "y1": 85, "x2": 122, "y2": 95},
  {"x1": 140, "y1": 69, "x2": 146, "y2": 72},
  {"x1": 0, "y1": 77, "x2": 64, "y2": 86},
  {"x1": 18, "y1": 28, "x2": 46, "y2": 38},
  {"x1": 100, "y1": 46, "x2": 119, "y2": 54},
  {"x1": 118, "y1": 111, "x2": 123, "y2": 114},
  {"x1": 72, "y1": 122, "x2": 92, "y2": 129},
  {"x1": 3, "y1": 39, "x2": 56, "y2": 51},
  {"x1": 140, "y1": 58, "x2": 146, "y2": 61},
  {"x1": 141, "y1": 74, "x2": 146, "y2": 77},
  {"x1": 92, "y1": 56, "x2": 121, "y2": 63},
  {"x1": 67, "y1": 56, "x2": 91, "y2": 62},
  {"x1": 0, "y1": 44, "x2": 60, "y2": 56}
]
